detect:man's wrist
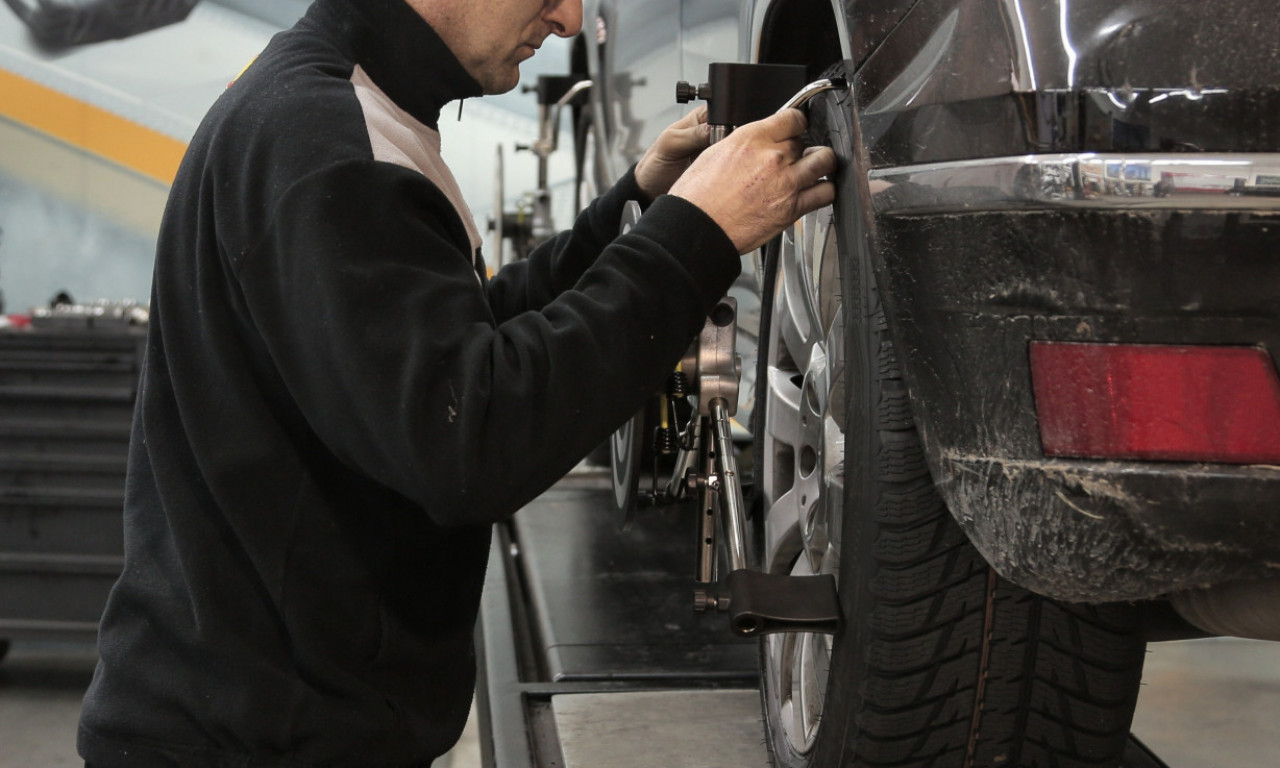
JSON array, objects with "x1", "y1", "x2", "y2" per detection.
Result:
[{"x1": 624, "y1": 164, "x2": 656, "y2": 208}]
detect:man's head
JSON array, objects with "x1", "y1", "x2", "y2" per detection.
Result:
[{"x1": 406, "y1": 0, "x2": 583, "y2": 94}]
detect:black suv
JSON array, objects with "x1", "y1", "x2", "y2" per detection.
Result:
[{"x1": 572, "y1": 2, "x2": 1280, "y2": 766}]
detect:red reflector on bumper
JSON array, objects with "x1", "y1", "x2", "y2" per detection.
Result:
[{"x1": 1030, "y1": 343, "x2": 1280, "y2": 464}]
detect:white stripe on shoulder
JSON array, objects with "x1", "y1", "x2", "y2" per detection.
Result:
[{"x1": 349, "y1": 65, "x2": 483, "y2": 257}]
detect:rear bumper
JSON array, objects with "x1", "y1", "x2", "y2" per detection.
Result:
[
  {"x1": 869, "y1": 153, "x2": 1280, "y2": 602},
  {"x1": 938, "y1": 456, "x2": 1280, "y2": 603}
]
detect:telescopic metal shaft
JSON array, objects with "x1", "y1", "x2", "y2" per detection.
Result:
[{"x1": 709, "y1": 397, "x2": 750, "y2": 573}]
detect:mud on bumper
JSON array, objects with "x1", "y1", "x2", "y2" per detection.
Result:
[{"x1": 869, "y1": 153, "x2": 1280, "y2": 603}]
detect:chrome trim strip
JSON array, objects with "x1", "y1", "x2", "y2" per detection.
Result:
[{"x1": 868, "y1": 154, "x2": 1280, "y2": 214}]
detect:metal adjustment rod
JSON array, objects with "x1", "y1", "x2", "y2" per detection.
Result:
[
  {"x1": 684, "y1": 298, "x2": 742, "y2": 588},
  {"x1": 489, "y1": 74, "x2": 592, "y2": 266},
  {"x1": 622, "y1": 296, "x2": 742, "y2": 514},
  {"x1": 613, "y1": 69, "x2": 850, "y2": 636},
  {"x1": 709, "y1": 397, "x2": 748, "y2": 573},
  {"x1": 678, "y1": 68, "x2": 849, "y2": 637}
]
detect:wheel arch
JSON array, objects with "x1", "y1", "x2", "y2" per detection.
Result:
[{"x1": 747, "y1": 0, "x2": 850, "y2": 73}]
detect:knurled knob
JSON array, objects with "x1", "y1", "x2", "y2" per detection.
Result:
[{"x1": 693, "y1": 589, "x2": 730, "y2": 613}]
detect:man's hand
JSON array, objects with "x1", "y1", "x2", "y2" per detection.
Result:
[
  {"x1": 669, "y1": 109, "x2": 837, "y2": 254},
  {"x1": 635, "y1": 106, "x2": 711, "y2": 201}
]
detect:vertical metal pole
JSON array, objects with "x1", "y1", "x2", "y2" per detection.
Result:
[
  {"x1": 695, "y1": 417, "x2": 717, "y2": 584},
  {"x1": 710, "y1": 397, "x2": 750, "y2": 573},
  {"x1": 666, "y1": 420, "x2": 700, "y2": 501}
]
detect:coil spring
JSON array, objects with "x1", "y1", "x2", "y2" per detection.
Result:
[
  {"x1": 667, "y1": 370, "x2": 689, "y2": 399},
  {"x1": 653, "y1": 425, "x2": 679, "y2": 456}
]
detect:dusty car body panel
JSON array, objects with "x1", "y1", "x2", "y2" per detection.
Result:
[
  {"x1": 580, "y1": 0, "x2": 1280, "y2": 603},
  {"x1": 853, "y1": 1, "x2": 1280, "y2": 600},
  {"x1": 875, "y1": 202, "x2": 1280, "y2": 600},
  {"x1": 858, "y1": 1, "x2": 1280, "y2": 166}
]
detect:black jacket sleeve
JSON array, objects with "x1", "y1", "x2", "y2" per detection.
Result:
[{"x1": 234, "y1": 158, "x2": 739, "y2": 527}]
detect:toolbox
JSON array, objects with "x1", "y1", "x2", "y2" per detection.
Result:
[{"x1": 0, "y1": 303, "x2": 144, "y2": 649}]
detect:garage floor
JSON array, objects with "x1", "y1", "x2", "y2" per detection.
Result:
[{"x1": 1, "y1": 635, "x2": 1277, "y2": 767}]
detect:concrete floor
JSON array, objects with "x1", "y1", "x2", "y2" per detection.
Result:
[
  {"x1": 1130, "y1": 637, "x2": 1280, "y2": 767},
  {"x1": 1, "y1": 636, "x2": 1277, "y2": 767},
  {"x1": 553, "y1": 690, "x2": 769, "y2": 768}
]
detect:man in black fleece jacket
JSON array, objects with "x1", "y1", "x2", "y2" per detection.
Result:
[{"x1": 77, "y1": 0, "x2": 835, "y2": 765}]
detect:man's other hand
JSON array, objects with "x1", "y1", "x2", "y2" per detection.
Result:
[
  {"x1": 635, "y1": 106, "x2": 711, "y2": 201},
  {"x1": 669, "y1": 109, "x2": 837, "y2": 254}
]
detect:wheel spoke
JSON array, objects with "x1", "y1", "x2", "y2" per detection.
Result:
[
  {"x1": 804, "y1": 209, "x2": 831, "y2": 322},
  {"x1": 776, "y1": 230, "x2": 822, "y2": 375},
  {"x1": 796, "y1": 631, "x2": 827, "y2": 747},
  {"x1": 763, "y1": 367, "x2": 804, "y2": 454},
  {"x1": 765, "y1": 484, "x2": 803, "y2": 573},
  {"x1": 822, "y1": 414, "x2": 846, "y2": 562},
  {"x1": 772, "y1": 631, "x2": 802, "y2": 749},
  {"x1": 780, "y1": 552, "x2": 831, "y2": 752},
  {"x1": 812, "y1": 208, "x2": 841, "y2": 335},
  {"x1": 796, "y1": 348, "x2": 828, "y2": 574}
]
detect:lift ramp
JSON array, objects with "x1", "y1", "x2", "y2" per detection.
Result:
[
  {"x1": 475, "y1": 471, "x2": 763, "y2": 768},
  {"x1": 475, "y1": 472, "x2": 1173, "y2": 768}
]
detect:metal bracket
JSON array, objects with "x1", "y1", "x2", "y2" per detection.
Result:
[
  {"x1": 723, "y1": 569, "x2": 841, "y2": 637},
  {"x1": 682, "y1": 298, "x2": 740, "y2": 417},
  {"x1": 676, "y1": 64, "x2": 848, "y2": 144}
]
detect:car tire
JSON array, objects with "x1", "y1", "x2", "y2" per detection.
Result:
[{"x1": 752, "y1": 67, "x2": 1148, "y2": 768}]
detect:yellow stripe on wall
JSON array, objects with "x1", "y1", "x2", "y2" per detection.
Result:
[{"x1": 0, "y1": 66, "x2": 188, "y2": 185}]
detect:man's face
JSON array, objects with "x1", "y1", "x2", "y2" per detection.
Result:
[{"x1": 414, "y1": 0, "x2": 584, "y2": 94}]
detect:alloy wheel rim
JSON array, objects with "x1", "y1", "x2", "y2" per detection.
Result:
[{"x1": 760, "y1": 202, "x2": 845, "y2": 755}]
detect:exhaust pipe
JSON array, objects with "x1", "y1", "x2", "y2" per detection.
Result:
[{"x1": 1169, "y1": 578, "x2": 1280, "y2": 641}]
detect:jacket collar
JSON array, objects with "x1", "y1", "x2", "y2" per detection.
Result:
[{"x1": 306, "y1": 0, "x2": 483, "y2": 129}]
